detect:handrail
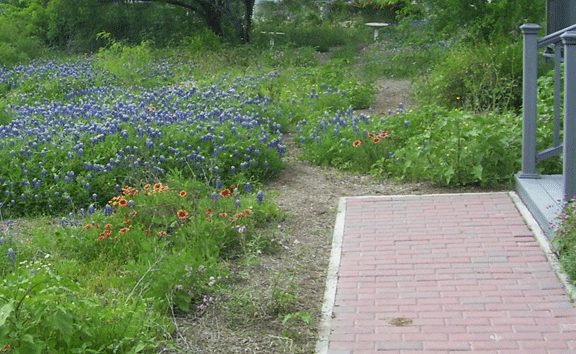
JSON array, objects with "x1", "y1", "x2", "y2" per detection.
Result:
[
  {"x1": 520, "y1": 23, "x2": 576, "y2": 202},
  {"x1": 539, "y1": 23, "x2": 576, "y2": 47}
]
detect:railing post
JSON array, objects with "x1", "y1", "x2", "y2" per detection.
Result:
[
  {"x1": 519, "y1": 24, "x2": 541, "y2": 179},
  {"x1": 562, "y1": 31, "x2": 576, "y2": 202}
]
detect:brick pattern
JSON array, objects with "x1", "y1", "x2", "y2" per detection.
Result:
[{"x1": 325, "y1": 193, "x2": 576, "y2": 354}]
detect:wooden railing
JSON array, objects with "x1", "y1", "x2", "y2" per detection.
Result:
[{"x1": 519, "y1": 23, "x2": 576, "y2": 202}]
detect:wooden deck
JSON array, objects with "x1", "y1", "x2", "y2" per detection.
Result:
[{"x1": 515, "y1": 173, "x2": 564, "y2": 239}]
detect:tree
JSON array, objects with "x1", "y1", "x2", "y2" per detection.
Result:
[{"x1": 140, "y1": 0, "x2": 256, "y2": 43}]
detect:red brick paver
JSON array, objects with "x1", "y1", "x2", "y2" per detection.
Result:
[{"x1": 320, "y1": 193, "x2": 576, "y2": 354}]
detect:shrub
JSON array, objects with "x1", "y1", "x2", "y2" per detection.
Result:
[
  {"x1": 383, "y1": 107, "x2": 523, "y2": 186},
  {"x1": 414, "y1": 41, "x2": 523, "y2": 113}
]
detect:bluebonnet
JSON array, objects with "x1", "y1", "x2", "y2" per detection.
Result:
[
  {"x1": 245, "y1": 183, "x2": 252, "y2": 192},
  {"x1": 256, "y1": 191, "x2": 264, "y2": 204},
  {"x1": 7, "y1": 248, "x2": 15, "y2": 265},
  {"x1": 104, "y1": 205, "x2": 113, "y2": 217}
]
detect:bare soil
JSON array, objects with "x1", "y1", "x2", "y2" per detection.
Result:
[{"x1": 172, "y1": 78, "x2": 494, "y2": 353}]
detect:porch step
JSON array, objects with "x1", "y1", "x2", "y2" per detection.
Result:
[{"x1": 515, "y1": 174, "x2": 563, "y2": 239}]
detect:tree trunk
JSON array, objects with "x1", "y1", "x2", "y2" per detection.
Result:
[{"x1": 242, "y1": 0, "x2": 255, "y2": 43}]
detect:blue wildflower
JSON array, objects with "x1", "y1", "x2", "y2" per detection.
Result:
[
  {"x1": 92, "y1": 193, "x2": 98, "y2": 201},
  {"x1": 245, "y1": 183, "x2": 252, "y2": 192},
  {"x1": 88, "y1": 205, "x2": 96, "y2": 214},
  {"x1": 256, "y1": 191, "x2": 264, "y2": 204},
  {"x1": 7, "y1": 248, "x2": 15, "y2": 265},
  {"x1": 104, "y1": 205, "x2": 113, "y2": 217}
]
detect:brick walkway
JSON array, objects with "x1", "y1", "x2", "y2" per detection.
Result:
[{"x1": 317, "y1": 192, "x2": 576, "y2": 354}]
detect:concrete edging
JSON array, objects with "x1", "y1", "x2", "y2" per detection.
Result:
[{"x1": 315, "y1": 197, "x2": 346, "y2": 354}]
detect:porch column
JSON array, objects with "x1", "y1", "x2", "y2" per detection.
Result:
[
  {"x1": 562, "y1": 31, "x2": 576, "y2": 202},
  {"x1": 519, "y1": 24, "x2": 541, "y2": 179}
]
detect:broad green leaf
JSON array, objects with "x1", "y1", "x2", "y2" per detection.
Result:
[{"x1": 0, "y1": 302, "x2": 14, "y2": 327}]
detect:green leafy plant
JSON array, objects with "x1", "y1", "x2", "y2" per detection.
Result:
[{"x1": 552, "y1": 201, "x2": 576, "y2": 285}]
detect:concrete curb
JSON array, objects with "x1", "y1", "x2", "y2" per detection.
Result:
[{"x1": 315, "y1": 197, "x2": 346, "y2": 354}]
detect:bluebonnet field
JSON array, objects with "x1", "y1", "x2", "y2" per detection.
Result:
[{"x1": 0, "y1": 59, "x2": 289, "y2": 219}]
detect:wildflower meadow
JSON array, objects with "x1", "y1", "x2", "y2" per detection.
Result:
[{"x1": 0, "y1": 9, "x2": 569, "y2": 353}]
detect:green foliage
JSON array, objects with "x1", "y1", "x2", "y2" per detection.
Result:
[
  {"x1": 414, "y1": 41, "x2": 523, "y2": 112},
  {"x1": 0, "y1": 270, "x2": 170, "y2": 353},
  {"x1": 254, "y1": 24, "x2": 355, "y2": 53},
  {"x1": 181, "y1": 29, "x2": 223, "y2": 53},
  {"x1": 0, "y1": 12, "x2": 44, "y2": 67},
  {"x1": 399, "y1": 0, "x2": 546, "y2": 43},
  {"x1": 552, "y1": 201, "x2": 576, "y2": 286},
  {"x1": 384, "y1": 107, "x2": 522, "y2": 186},
  {"x1": 295, "y1": 103, "x2": 542, "y2": 187}
]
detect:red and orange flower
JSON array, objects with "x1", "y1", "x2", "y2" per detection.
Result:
[
  {"x1": 353, "y1": 140, "x2": 362, "y2": 147},
  {"x1": 177, "y1": 209, "x2": 189, "y2": 219},
  {"x1": 220, "y1": 188, "x2": 232, "y2": 198}
]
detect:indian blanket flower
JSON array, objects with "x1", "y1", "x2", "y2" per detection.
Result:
[
  {"x1": 206, "y1": 209, "x2": 213, "y2": 215},
  {"x1": 220, "y1": 188, "x2": 232, "y2": 198},
  {"x1": 97, "y1": 229, "x2": 112, "y2": 241},
  {"x1": 153, "y1": 183, "x2": 163, "y2": 191},
  {"x1": 118, "y1": 227, "x2": 130, "y2": 234},
  {"x1": 118, "y1": 198, "x2": 128, "y2": 207},
  {"x1": 144, "y1": 184, "x2": 151, "y2": 190},
  {"x1": 353, "y1": 140, "x2": 361, "y2": 147},
  {"x1": 105, "y1": 224, "x2": 113, "y2": 229},
  {"x1": 177, "y1": 209, "x2": 189, "y2": 219},
  {"x1": 373, "y1": 138, "x2": 381, "y2": 143},
  {"x1": 179, "y1": 190, "x2": 187, "y2": 198}
]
